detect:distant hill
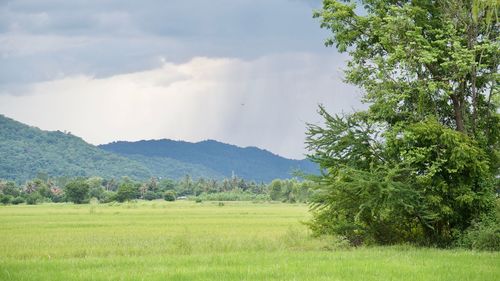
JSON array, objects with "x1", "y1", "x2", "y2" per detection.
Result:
[
  {"x1": 0, "y1": 114, "x2": 317, "y2": 182},
  {"x1": 99, "y1": 139, "x2": 317, "y2": 182},
  {"x1": 0, "y1": 114, "x2": 152, "y2": 182}
]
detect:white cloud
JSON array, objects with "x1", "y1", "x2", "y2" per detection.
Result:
[{"x1": 0, "y1": 53, "x2": 362, "y2": 159}]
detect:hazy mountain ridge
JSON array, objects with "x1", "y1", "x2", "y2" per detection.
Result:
[
  {"x1": 0, "y1": 114, "x2": 317, "y2": 182},
  {"x1": 99, "y1": 139, "x2": 317, "y2": 182},
  {"x1": 0, "y1": 115, "x2": 151, "y2": 182}
]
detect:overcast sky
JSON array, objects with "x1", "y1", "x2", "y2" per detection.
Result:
[{"x1": 0, "y1": 0, "x2": 362, "y2": 159}]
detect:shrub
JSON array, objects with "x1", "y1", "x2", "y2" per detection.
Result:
[
  {"x1": 456, "y1": 200, "x2": 500, "y2": 251},
  {"x1": 26, "y1": 193, "x2": 42, "y2": 205},
  {"x1": 65, "y1": 180, "x2": 90, "y2": 204},
  {"x1": 197, "y1": 191, "x2": 269, "y2": 201},
  {"x1": 11, "y1": 196, "x2": 25, "y2": 205},
  {"x1": 0, "y1": 194, "x2": 12, "y2": 205},
  {"x1": 1, "y1": 181, "x2": 20, "y2": 197},
  {"x1": 99, "y1": 191, "x2": 115, "y2": 203},
  {"x1": 115, "y1": 182, "x2": 138, "y2": 202},
  {"x1": 457, "y1": 219, "x2": 500, "y2": 251},
  {"x1": 164, "y1": 190, "x2": 176, "y2": 201},
  {"x1": 144, "y1": 191, "x2": 158, "y2": 201},
  {"x1": 89, "y1": 186, "x2": 105, "y2": 201},
  {"x1": 195, "y1": 198, "x2": 202, "y2": 203}
]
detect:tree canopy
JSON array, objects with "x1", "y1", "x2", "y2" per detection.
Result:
[{"x1": 307, "y1": 0, "x2": 499, "y2": 246}]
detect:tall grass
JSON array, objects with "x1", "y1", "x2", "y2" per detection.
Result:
[{"x1": 0, "y1": 201, "x2": 498, "y2": 281}]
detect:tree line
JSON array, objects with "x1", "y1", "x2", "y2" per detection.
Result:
[{"x1": 0, "y1": 175, "x2": 315, "y2": 205}]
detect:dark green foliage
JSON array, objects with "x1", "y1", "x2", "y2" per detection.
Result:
[
  {"x1": 308, "y1": 0, "x2": 499, "y2": 247},
  {"x1": 26, "y1": 193, "x2": 42, "y2": 205},
  {"x1": 0, "y1": 115, "x2": 151, "y2": 183},
  {"x1": 308, "y1": 111, "x2": 495, "y2": 246},
  {"x1": 268, "y1": 179, "x2": 312, "y2": 203},
  {"x1": 100, "y1": 139, "x2": 318, "y2": 182},
  {"x1": 0, "y1": 181, "x2": 20, "y2": 197},
  {"x1": 1, "y1": 114, "x2": 317, "y2": 183},
  {"x1": 269, "y1": 180, "x2": 283, "y2": 201},
  {"x1": 195, "y1": 198, "x2": 202, "y2": 203},
  {"x1": 144, "y1": 191, "x2": 159, "y2": 201},
  {"x1": 196, "y1": 191, "x2": 269, "y2": 202},
  {"x1": 64, "y1": 180, "x2": 90, "y2": 204},
  {"x1": 457, "y1": 199, "x2": 500, "y2": 251},
  {"x1": 163, "y1": 190, "x2": 176, "y2": 201},
  {"x1": 0, "y1": 194, "x2": 12, "y2": 205},
  {"x1": 457, "y1": 217, "x2": 500, "y2": 251},
  {"x1": 11, "y1": 196, "x2": 24, "y2": 205},
  {"x1": 88, "y1": 187, "x2": 105, "y2": 201},
  {"x1": 115, "y1": 182, "x2": 138, "y2": 202},
  {"x1": 1, "y1": 173, "x2": 313, "y2": 204}
]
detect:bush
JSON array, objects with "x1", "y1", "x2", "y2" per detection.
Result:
[
  {"x1": 195, "y1": 198, "x2": 202, "y2": 203},
  {"x1": 65, "y1": 180, "x2": 90, "y2": 204},
  {"x1": 1, "y1": 181, "x2": 20, "y2": 197},
  {"x1": 145, "y1": 191, "x2": 159, "y2": 201},
  {"x1": 89, "y1": 186, "x2": 105, "y2": 201},
  {"x1": 196, "y1": 191, "x2": 269, "y2": 201},
  {"x1": 26, "y1": 193, "x2": 42, "y2": 205},
  {"x1": 99, "y1": 191, "x2": 115, "y2": 203},
  {"x1": 115, "y1": 182, "x2": 138, "y2": 202},
  {"x1": 164, "y1": 190, "x2": 176, "y2": 201},
  {"x1": 457, "y1": 219, "x2": 500, "y2": 251},
  {"x1": 456, "y1": 200, "x2": 500, "y2": 251},
  {"x1": 11, "y1": 196, "x2": 25, "y2": 205},
  {"x1": 0, "y1": 194, "x2": 12, "y2": 205}
]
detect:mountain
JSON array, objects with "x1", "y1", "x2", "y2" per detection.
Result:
[
  {"x1": 0, "y1": 114, "x2": 152, "y2": 182},
  {"x1": 0, "y1": 114, "x2": 317, "y2": 183},
  {"x1": 99, "y1": 139, "x2": 317, "y2": 182}
]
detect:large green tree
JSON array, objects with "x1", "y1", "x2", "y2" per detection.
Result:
[
  {"x1": 307, "y1": 0, "x2": 499, "y2": 246},
  {"x1": 64, "y1": 179, "x2": 90, "y2": 204}
]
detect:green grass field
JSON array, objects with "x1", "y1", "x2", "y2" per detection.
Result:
[{"x1": 0, "y1": 201, "x2": 498, "y2": 281}]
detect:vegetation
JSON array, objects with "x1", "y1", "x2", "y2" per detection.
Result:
[
  {"x1": 308, "y1": 0, "x2": 499, "y2": 247},
  {"x1": 100, "y1": 139, "x2": 318, "y2": 182},
  {"x1": 64, "y1": 179, "x2": 90, "y2": 204},
  {"x1": 163, "y1": 190, "x2": 176, "y2": 201},
  {"x1": 0, "y1": 115, "x2": 317, "y2": 183},
  {"x1": 0, "y1": 115, "x2": 150, "y2": 182},
  {"x1": 0, "y1": 176, "x2": 315, "y2": 205},
  {"x1": 0, "y1": 202, "x2": 498, "y2": 281}
]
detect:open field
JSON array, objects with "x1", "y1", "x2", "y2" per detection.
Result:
[{"x1": 0, "y1": 201, "x2": 498, "y2": 281}]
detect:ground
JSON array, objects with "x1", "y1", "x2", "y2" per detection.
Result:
[{"x1": 0, "y1": 201, "x2": 498, "y2": 280}]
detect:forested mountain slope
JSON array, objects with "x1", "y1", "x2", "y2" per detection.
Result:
[
  {"x1": 0, "y1": 115, "x2": 151, "y2": 182},
  {"x1": 1, "y1": 115, "x2": 316, "y2": 182},
  {"x1": 100, "y1": 139, "x2": 317, "y2": 182}
]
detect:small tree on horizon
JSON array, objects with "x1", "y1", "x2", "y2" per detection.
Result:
[{"x1": 64, "y1": 179, "x2": 90, "y2": 204}]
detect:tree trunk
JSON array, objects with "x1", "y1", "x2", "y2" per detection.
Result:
[{"x1": 451, "y1": 94, "x2": 465, "y2": 132}]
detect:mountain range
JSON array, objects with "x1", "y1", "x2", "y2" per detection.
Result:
[{"x1": 0, "y1": 114, "x2": 317, "y2": 183}]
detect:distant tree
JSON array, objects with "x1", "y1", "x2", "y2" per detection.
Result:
[
  {"x1": 64, "y1": 179, "x2": 90, "y2": 204},
  {"x1": 25, "y1": 193, "x2": 42, "y2": 205},
  {"x1": 158, "y1": 179, "x2": 176, "y2": 191},
  {"x1": 269, "y1": 180, "x2": 283, "y2": 201},
  {"x1": 11, "y1": 197, "x2": 25, "y2": 205},
  {"x1": 115, "y1": 182, "x2": 138, "y2": 202},
  {"x1": 0, "y1": 194, "x2": 12, "y2": 205},
  {"x1": 0, "y1": 181, "x2": 20, "y2": 197},
  {"x1": 164, "y1": 190, "x2": 176, "y2": 202}
]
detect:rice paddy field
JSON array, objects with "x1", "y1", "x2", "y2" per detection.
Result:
[{"x1": 0, "y1": 201, "x2": 498, "y2": 281}]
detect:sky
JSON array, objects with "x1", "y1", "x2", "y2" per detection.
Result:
[{"x1": 0, "y1": 0, "x2": 363, "y2": 159}]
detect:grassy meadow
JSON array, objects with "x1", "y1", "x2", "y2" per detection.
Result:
[{"x1": 0, "y1": 201, "x2": 498, "y2": 281}]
